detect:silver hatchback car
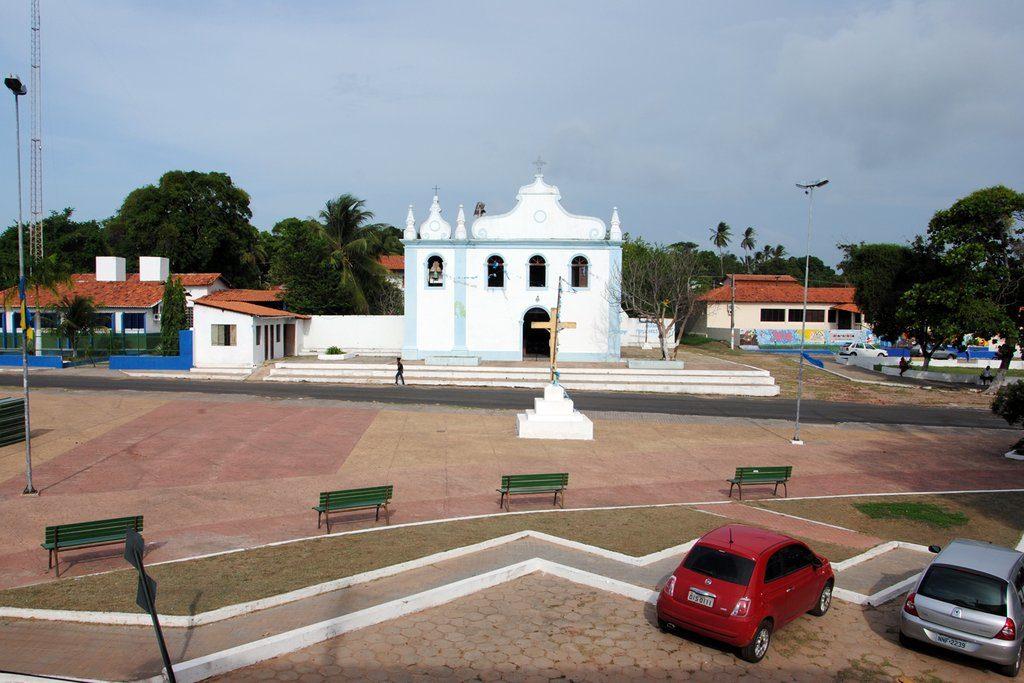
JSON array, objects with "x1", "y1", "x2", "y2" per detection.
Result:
[{"x1": 900, "y1": 539, "x2": 1024, "y2": 677}]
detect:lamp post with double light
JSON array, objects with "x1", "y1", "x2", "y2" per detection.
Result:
[{"x1": 791, "y1": 178, "x2": 828, "y2": 446}]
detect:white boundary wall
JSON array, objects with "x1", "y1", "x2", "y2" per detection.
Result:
[{"x1": 297, "y1": 316, "x2": 403, "y2": 354}]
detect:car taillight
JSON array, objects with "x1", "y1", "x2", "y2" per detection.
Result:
[
  {"x1": 663, "y1": 576, "x2": 676, "y2": 596},
  {"x1": 997, "y1": 618, "x2": 1017, "y2": 641},
  {"x1": 903, "y1": 592, "x2": 918, "y2": 616},
  {"x1": 730, "y1": 597, "x2": 751, "y2": 617}
]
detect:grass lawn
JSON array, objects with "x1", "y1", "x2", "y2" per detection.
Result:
[
  {"x1": 753, "y1": 492, "x2": 1024, "y2": 550},
  {"x1": 0, "y1": 506, "x2": 857, "y2": 615}
]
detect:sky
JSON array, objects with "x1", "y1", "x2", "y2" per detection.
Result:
[{"x1": 0, "y1": 0, "x2": 1022, "y2": 268}]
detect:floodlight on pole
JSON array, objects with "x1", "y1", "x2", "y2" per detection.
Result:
[
  {"x1": 791, "y1": 177, "x2": 829, "y2": 446},
  {"x1": 5, "y1": 73, "x2": 36, "y2": 495}
]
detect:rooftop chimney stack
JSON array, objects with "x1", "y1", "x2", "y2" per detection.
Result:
[
  {"x1": 139, "y1": 256, "x2": 170, "y2": 283},
  {"x1": 95, "y1": 256, "x2": 126, "y2": 282}
]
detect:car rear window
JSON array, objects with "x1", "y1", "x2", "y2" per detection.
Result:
[
  {"x1": 918, "y1": 565, "x2": 1008, "y2": 617},
  {"x1": 682, "y1": 544, "x2": 755, "y2": 586}
]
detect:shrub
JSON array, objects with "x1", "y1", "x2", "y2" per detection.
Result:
[{"x1": 325, "y1": 346, "x2": 343, "y2": 355}]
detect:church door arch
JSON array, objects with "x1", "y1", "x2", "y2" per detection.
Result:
[{"x1": 522, "y1": 307, "x2": 551, "y2": 360}]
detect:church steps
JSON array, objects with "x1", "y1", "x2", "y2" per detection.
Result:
[
  {"x1": 262, "y1": 374, "x2": 778, "y2": 395},
  {"x1": 271, "y1": 362, "x2": 770, "y2": 378},
  {"x1": 266, "y1": 367, "x2": 776, "y2": 386}
]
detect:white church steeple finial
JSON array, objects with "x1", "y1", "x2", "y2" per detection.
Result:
[
  {"x1": 455, "y1": 204, "x2": 467, "y2": 239},
  {"x1": 404, "y1": 205, "x2": 416, "y2": 239},
  {"x1": 418, "y1": 192, "x2": 452, "y2": 239},
  {"x1": 610, "y1": 206, "x2": 622, "y2": 241}
]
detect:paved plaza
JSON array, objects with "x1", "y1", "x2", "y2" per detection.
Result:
[
  {"x1": 219, "y1": 574, "x2": 998, "y2": 682},
  {"x1": 0, "y1": 388, "x2": 1020, "y2": 588}
]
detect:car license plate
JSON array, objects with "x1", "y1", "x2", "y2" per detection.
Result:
[
  {"x1": 687, "y1": 589, "x2": 714, "y2": 608},
  {"x1": 935, "y1": 634, "x2": 969, "y2": 650}
]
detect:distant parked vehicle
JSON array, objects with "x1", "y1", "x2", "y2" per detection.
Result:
[
  {"x1": 656, "y1": 524, "x2": 834, "y2": 663},
  {"x1": 929, "y1": 347, "x2": 960, "y2": 360},
  {"x1": 839, "y1": 342, "x2": 887, "y2": 358},
  {"x1": 900, "y1": 539, "x2": 1024, "y2": 677}
]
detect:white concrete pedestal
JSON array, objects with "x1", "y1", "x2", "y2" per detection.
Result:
[{"x1": 515, "y1": 383, "x2": 594, "y2": 440}]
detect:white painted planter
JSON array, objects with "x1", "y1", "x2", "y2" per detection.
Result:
[{"x1": 316, "y1": 352, "x2": 353, "y2": 361}]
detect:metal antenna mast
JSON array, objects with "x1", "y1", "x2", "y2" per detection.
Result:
[{"x1": 29, "y1": 0, "x2": 43, "y2": 260}]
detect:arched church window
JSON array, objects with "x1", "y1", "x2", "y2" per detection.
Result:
[
  {"x1": 570, "y1": 256, "x2": 589, "y2": 288},
  {"x1": 487, "y1": 255, "x2": 505, "y2": 288},
  {"x1": 427, "y1": 255, "x2": 444, "y2": 287},
  {"x1": 528, "y1": 255, "x2": 546, "y2": 288}
]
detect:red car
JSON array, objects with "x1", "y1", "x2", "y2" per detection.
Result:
[{"x1": 656, "y1": 524, "x2": 835, "y2": 662}]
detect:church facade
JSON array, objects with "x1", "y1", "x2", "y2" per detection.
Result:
[{"x1": 401, "y1": 172, "x2": 623, "y2": 362}]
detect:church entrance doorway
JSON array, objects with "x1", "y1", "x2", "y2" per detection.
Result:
[{"x1": 522, "y1": 307, "x2": 551, "y2": 360}]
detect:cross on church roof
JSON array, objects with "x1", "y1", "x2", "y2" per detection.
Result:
[
  {"x1": 533, "y1": 156, "x2": 546, "y2": 176},
  {"x1": 432, "y1": 184, "x2": 440, "y2": 196}
]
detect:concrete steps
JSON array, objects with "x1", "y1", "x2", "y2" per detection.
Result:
[
  {"x1": 263, "y1": 362, "x2": 779, "y2": 396},
  {"x1": 188, "y1": 366, "x2": 254, "y2": 380}
]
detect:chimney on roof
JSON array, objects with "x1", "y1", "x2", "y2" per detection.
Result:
[
  {"x1": 95, "y1": 256, "x2": 126, "y2": 282},
  {"x1": 139, "y1": 256, "x2": 170, "y2": 282}
]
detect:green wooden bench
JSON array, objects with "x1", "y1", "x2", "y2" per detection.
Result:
[
  {"x1": 42, "y1": 515, "x2": 143, "y2": 576},
  {"x1": 313, "y1": 485, "x2": 393, "y2": 531},
  {"x1": 727, "y1": 466, "x2": 793, "y2": 500},
  {"x1": 497, "y1": 473, "x2": 568, "y2": 512}
]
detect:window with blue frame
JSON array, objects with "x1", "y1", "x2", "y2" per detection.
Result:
[
  {"x1": 95, "y1": 313, "x2": 114, "y2": 329},
  {"x1": 123, "y1": 312, "x2": 146, "y2": 330}
]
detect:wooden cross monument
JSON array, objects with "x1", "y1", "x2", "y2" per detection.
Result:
[{"x1": 532, "y1": 307, "x2": 575, "y2": 382}]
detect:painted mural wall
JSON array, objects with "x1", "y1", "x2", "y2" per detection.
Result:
[{"x1": 737, "y1": 328, "x2": 876, "y2": 347}]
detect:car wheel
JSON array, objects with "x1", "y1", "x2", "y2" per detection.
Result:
[
  {"x1": 740, "y1": 619, "x2": 772, "y2": 663},
  {"x1": 850, "y1": 352, "x2": 857, "y2": 357},
  {"x1": 810, "y1": 581, "x2": 833, "y2": 616},
  {"x1": 998, "y1": 643, "x2": 1022, "y2": 678}
]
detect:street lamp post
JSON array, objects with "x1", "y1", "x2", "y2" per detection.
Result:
[
  {"x1": 791, "y1": 178, "x2": 829, "y2": 446},
  {"x1": 5, "y1": 74, "x2": 36, "y2": 494}
]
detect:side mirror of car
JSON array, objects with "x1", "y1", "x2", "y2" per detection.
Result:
[
  {"x1": 928, "y1": 544, "x2": 941, "y2": 554},
  {"x1": 811, "y1": 556, "x2": 823, "y2": 568}
]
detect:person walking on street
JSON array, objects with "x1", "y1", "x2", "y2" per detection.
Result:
[{"x1": 395, "y1": 356, "x2": 405, "y2": 386}]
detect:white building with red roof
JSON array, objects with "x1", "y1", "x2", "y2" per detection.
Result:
[{"x1": 694, "y1": 274, "x2": 870, "y2": 347}]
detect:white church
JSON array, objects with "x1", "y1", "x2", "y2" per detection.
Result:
[{"x1": 400, "y1": 168, "x2": 623, "y2": 363}]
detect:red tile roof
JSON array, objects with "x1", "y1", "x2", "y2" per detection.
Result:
[
  {"x1": 0, "y1": 273, "x2": 224, "y2": 309},
  {"x1": 201, "y1": 288, "x2": 283, "y2": 304},
  {"x1": 378, "y1": 255, "x2": 404, "y2": 271},
  {"x1": 832, "y1": 302, "x2": 861, "y2": 313},
  {"x1": 194, "y1": 297, "x2": 309, "y2": 319},
  {"x1": 701, "y1": 275, "x2": 856, "y2": 305}
]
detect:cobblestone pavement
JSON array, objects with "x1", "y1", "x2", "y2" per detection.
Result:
[{"x1": 221, "y1": 574, "x2": 998, "y2": 682}]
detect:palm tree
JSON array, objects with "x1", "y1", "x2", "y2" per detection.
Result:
[
  {"x1": 740, "y1": 227, "x2": 757, "y2": 273},
  {"x1": 57, "y1": 294, "x2": 97, "y2": 359},
  {"x1": 318, "y1": 194, "x2": 393, "y2": 314},
  {"x1": 27, "y1": 254, "x2": 72, "y2": 354},
  {"x1": 771, "y1": 244, "x2": 787, "y2": 259},
  {"x1": 709, "y1": 221, "x2": 732, "y2": 278}
]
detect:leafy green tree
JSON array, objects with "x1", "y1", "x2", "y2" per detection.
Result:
[
  {"x1": 106, "y1": 171, "x2": 262, "y2": 287},
  {"x1": 269, "y1": 218, "x2": 350, "y2": 314},
  {"x1": 709, "y1": 221, "x2": 732, "y2": 278},
  {"x1": 926, "y1": 186, "x2": 1024, "y2": 385},
  {"x1": 159, "y1": 276, "x2": 187, "y2": 356},
  {"x1": 0, "y1": 209, "x2": 108, "y2": 275},
  {"x1": 57, "y1": 295, "x2": 97, "y2": 359},
  {"x1": 993, "y1": 382, "x2": 1024, "y2": 430}
]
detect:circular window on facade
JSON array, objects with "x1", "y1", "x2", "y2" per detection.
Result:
[{"x1": 533, "y1": 210, "x2": 547, "y2": 223}]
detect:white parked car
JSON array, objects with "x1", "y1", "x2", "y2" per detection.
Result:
[{"x1": 839, "y1": 342, "x2": 887, "y2": 358}]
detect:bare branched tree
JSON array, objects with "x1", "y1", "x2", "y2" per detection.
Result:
[
  {"x1": 611, "y1": 242, "x2": 706, "y2": 359},
  {"x1": 371, "y1": 281, "x2": 405, "y2": 315}
]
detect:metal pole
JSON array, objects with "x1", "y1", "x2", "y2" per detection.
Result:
[
  {"x1": 792, "y1": 187, "x2": 815, "y2": 446},
  {"x1": 11, "y1": 90, "x2": 35, "y2": 493}
]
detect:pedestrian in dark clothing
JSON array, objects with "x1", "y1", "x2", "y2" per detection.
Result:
[
  {"x1": 898, "y1": 356, "x2": 910, "y2": 377},
  {"x1": 395, "y1": 357, "x2": 405, "y2": 385}
]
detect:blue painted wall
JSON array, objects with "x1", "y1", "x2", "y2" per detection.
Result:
[
  {"x1": 109, "y1": 330, "x2": 193, "y2": 370},
  {"x1": 0, "y1": 354, "x2": 64, "y2": 368}
]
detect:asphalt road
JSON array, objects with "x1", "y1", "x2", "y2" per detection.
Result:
[{"x1": 0, "y1": 372, "x2": 1007, "y2": 430}]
